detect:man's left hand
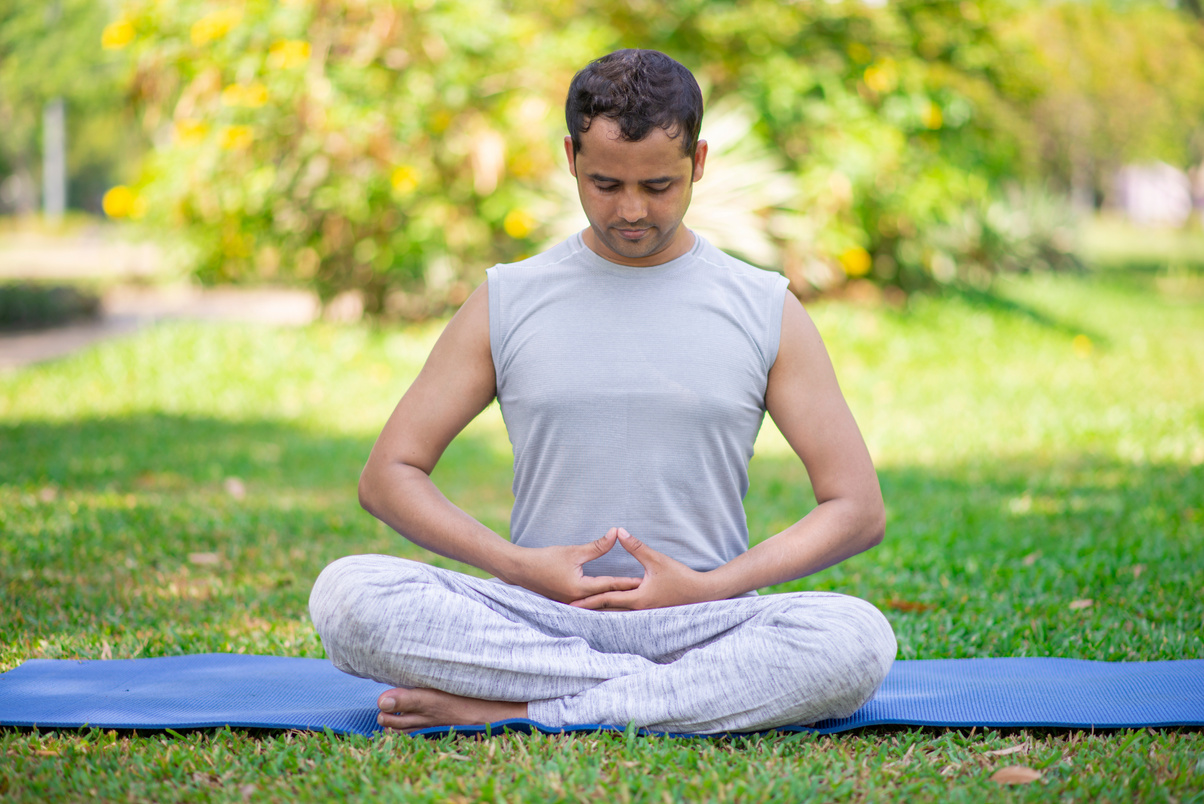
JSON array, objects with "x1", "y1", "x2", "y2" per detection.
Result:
[{"x1": 569, "y1": 528, "x2": 720, "y2": 610}]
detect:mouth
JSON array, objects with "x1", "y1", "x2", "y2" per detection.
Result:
[{"x1": 615, "y1": 228, "x2": 651, "y2": 241}]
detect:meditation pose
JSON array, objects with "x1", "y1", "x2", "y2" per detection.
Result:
[{"x1": 310, "y1": 49, "x2": 896, "y2": 734}]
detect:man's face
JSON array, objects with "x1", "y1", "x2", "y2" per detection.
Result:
[{"x1": 565, "y1": 118, "x2": 707, "y2": 267}]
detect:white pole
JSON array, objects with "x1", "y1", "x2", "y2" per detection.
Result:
[
  {"x1": 42, "y1": 0, "x2": 66, "y2": 221},
  {"x1": 43, "y1": 96, "x2": 67, "y2": 220}
]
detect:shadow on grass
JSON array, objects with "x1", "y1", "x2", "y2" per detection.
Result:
[
  {"x1": 5, "y1": 412, "x2": 1199, "y2": 572},
  {"x1": 941, "y1": 284, "x2": 1106, "y2": 342},
  {"x1": 0, "y1": 413, "x2": 512, "y2": 496},
  {"x1": 749, "y1": 450, "x2": 1202, "y2": 660},
  {"x1": 748, "y1": 451, "x2": 1202, "y2": 575},
  {"x1": 2, "y1": 414, "x2": 1200, "y2": 661}
]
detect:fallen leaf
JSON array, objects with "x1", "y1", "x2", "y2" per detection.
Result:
[
  {"x1": 990, "y1": 765, "x2": 1042, "y2": 785},
  {"x1": 100, "y1": 640, "x2": 112, "y2": 661},
  {"x1": 224, "y1": 477, "x2": 247, "y2": 500},
  {"x1": 986, "y1": 743, "x2": 1028, "y2": 757},
  {"x1": 189, "y1": 552, "x2": 221, "y2": 566},
  {"x1": 886, "y1": 599, "x2": 935, "y2": 613},
  {"x1": 1069, "y1": 599, "x2": 1093, "y2": 610}
]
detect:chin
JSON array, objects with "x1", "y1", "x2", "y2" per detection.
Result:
[{"x1": 606, "y1": 235, "x2": 661, "y2": 258}]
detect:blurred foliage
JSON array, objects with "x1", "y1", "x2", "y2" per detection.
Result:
[
  {"x1": 0, "y1": 0, "x2": 144, "y2": 214},
  {"x1": 5, "y1": 0, "x2": 1204, "y2": 312},
  {"x1": 999, "y1": 2, "x2": 1204, "y2": 207},
  {"x1": 0, "y1": 282, "x2": 100, "y2": 329},
  {"x1": 115, "y1": 0, "x2": 593, "y2": 314}
]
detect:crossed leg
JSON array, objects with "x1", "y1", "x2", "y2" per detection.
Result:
[{"x1": 309, "y1": 554, "x2": 896, "y2": 734}]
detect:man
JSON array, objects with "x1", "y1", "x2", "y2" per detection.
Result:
[{"x1": 310, "y1": 49, "x2": 896, "y2": 734}]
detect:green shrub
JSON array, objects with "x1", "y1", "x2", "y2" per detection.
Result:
[
  {"x1": 0, "y1": 283, "x2": 100, "y2": 330},
  {"x1": 102, "y1": 0, "x2": 1204, "y2": 313}
]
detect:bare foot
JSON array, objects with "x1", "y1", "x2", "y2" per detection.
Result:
[{"x1": 376, "y1": 688, "x2": 528, "y2": 732}]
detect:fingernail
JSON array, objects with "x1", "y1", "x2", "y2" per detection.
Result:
[
  {"x1": 619, "y1": 528, "x2": 630, "y2": 537},
  {"x1": 381, "y1": 697, "x2": 395, "y2": 710}
]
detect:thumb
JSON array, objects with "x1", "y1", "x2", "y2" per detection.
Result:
[{"x1": 584, "y1": 527, "x2": 620, "y2": 559}]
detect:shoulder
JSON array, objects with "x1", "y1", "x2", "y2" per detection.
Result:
[
  {"x1": 690, "y1": 235, "x2": 791, "y2": 368},
  {"x1": 691, "y1": 236, "x2": 788, "y2": 286},
  {"x1": 489, "y1": 235, "x2": 584, "y2": 281},
  {"x1": 771, "y1": 291, "x2": 833, "y2": 381},
  {"x1": 689, "y1": 236, "x2": 790, "y2": 313}
]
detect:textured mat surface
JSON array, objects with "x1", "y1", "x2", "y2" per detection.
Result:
[{"x1": 1, "y1": 654, "x2": 1201, "y2": 737}]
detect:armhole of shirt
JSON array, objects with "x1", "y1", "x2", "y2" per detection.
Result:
[
  {"x1": 486, "y1": 265, "x2": 503, "y2": 379},
  {"x1": 762, "y1": 274, "x2": 790, "y2": 373}
]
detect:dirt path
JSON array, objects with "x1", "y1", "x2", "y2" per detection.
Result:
[{"x1": 0, "y1": 231, "x2": 319, "y2": 370}]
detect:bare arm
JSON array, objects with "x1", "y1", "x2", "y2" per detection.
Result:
[
  {"x1": 573, "y1": 293, "x2": 885, "y2": 609},
  {"x1": 358, "y1": 283, "x2": 641, "y2": 602}
]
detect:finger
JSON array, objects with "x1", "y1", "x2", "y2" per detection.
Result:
[
  {"x1": 571, "y1": 590, "x2": 640, "y2": 610},
  {"x1": 576, "y1": 574, "x2": 642, "y2": 597},
  {"x1": 616, "y1": 528, "x2": 655, "y2": 563}
]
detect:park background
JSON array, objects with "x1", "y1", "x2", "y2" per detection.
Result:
[{"x1": 2, "y1": 0, "x2": 1203, "y2": 801}]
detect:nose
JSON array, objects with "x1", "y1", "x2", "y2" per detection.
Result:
[{"x1": 616, "y1": 188, "x2": 646, "y2": 224}]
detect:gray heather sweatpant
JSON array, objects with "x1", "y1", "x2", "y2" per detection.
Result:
[{"x1": 309, "y1": 555, "x2": 897, "y2": 734}]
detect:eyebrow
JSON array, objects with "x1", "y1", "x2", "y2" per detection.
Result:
[{"x1": 586, "y1": 173, "x2": 675, "y2": 185}]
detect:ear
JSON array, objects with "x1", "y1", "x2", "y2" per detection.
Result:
[
  {"x1": 564, "y1": 136, "x2": 577, "y2": 178},
  {"x1": 692, "y1": 140, "x2": 708, "y2": 182}
]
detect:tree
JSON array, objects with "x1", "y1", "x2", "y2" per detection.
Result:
[
  {"x1": 0, "y1": 0, "x2": 140, "y2": 214},
  {"x1": 107, "y1": 0, "x2": 1204, "y2": 312},
  {"x1": 999, "y1": 1, "x2": 1204, "y2": 206}
]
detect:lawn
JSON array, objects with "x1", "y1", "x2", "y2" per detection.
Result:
[{"x1": 1, "y1": 267, "x2": 1201, "y2": 802}]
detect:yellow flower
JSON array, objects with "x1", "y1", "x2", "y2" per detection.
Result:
[
  {"x1": 190, "y1": 8, "x2": 242, "y2": 47},
  {"x1": 220, "y1": 125, "x2": 254, "y2": 150},
  {"x1": 102, "y1": 19, "x2": 136, "y2": 50},
  {"x1": 244, "y1": 83, "x2": 269, "y2": 107},
  {"x1": 839, "y1": 247, "x2": 873, "y2": 277},
  {"x1": 863, "y1": 59, "x2": 897, "y2": 94},
  {"x1": 221, "y1": 83, "x2": 269, "y2": 108},
  {"x1": 268, "y1": 40, "x2": 311, "y2": 70},
  {"x1": 503, "y1": 209, "x2": 537, "y2": 239},
  {"x1": 921, "y1": 101, "x2": 943, "y2": 130},
  {"x1": 102, "y1": 186, "x2": 137, "y2": 218},
  {"x1": 390, "y1": 165, "x2": 420, "y2": 195},
  {"x1": 173, "y1": 119, "x2": 209, "y2": 145},
  {"x1": 1072, "y1": 334, "x2": 1093, "y2": 359}
]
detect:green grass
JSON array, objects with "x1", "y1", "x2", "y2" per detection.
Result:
[
  {"x1": 1, "y1": 269, "x2": 1201, "y2": 802},
  {"x1": 1079, "y1": 215, "x2": 1204, "y2": 275}
]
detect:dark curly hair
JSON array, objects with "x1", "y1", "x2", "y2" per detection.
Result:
[{"x1": 565, "y1": 49, "x2": 704, "y2": 158}]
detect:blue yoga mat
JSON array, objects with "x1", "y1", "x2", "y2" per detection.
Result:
[{"x1": 1, "y1": 654, "x2": 1201, "y2": 737}]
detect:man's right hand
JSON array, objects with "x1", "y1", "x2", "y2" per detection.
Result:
[{"x1": 497, "y1": 527, "x2": 643, "y2": 604}]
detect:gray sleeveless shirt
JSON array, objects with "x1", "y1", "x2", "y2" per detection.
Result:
[{"x1": 487, "y1": 232, "x2": 789, "y2": 578}]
